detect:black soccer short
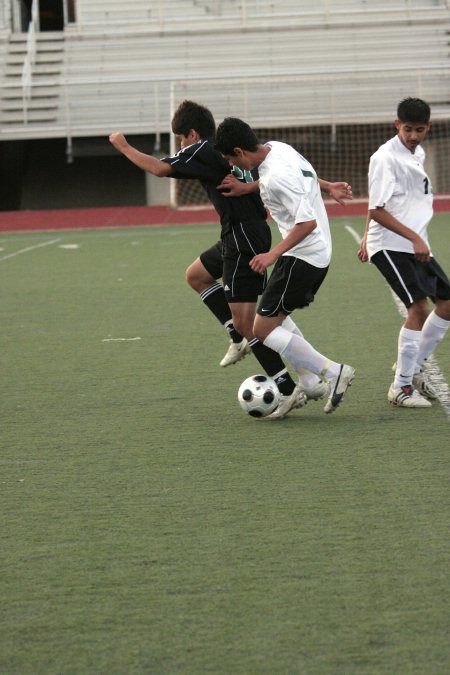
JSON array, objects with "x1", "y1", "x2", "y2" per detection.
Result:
[
  {"x1": 199, "y1": 222, "x2": 271, "y2": 301},
  {"x1": 221, "y1": 220, "x2": 272, "y2": 302},
  {"x1": 199, "y1": 241, "x2": 223, "y2": 280},
  {"x1": 257, "y1": 255, "x2": 328, "y2": 317},
  {"x1": 371, "y1": 250, "x2": 450, "y2": 307}
]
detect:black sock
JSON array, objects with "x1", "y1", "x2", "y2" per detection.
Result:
[
  {"x1": 249, "y1": 338, "x2": 296, "y2": 395},
  {"x1": 199, "y1": 283, "x2": 243, "y2": 343},
  {"x1": 226, "y1": 323, "x2": 244, "y2": 343}
]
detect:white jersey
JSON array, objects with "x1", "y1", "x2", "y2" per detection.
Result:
[
  {"x1": 257, "y1": 141, "x2": 332, "y2": 268},
  {"x1": 367, "y1": 134, "x2": 433, "y2": 259}
]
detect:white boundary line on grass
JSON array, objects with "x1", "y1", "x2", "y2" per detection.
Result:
[
  {"x1": 0, "y1": 238, "x2": 61, "y2": 262},
  {"x1": 344, "y1": 223, "x2": 450, "y2": 420}
]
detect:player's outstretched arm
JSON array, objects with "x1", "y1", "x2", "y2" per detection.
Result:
[
  {"x1": 319, "y1": 179, "x2": 353, "y2": 205},
  {"x1": 109, "y1": 132, "x2": 173, "y2": 176}
]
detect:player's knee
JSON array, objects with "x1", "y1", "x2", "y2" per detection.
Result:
[
  {"x1": 436, "y1": 298, "x2": 450, "y2": 321},
  {"x1": 408, "y1": 299, "x2": 430, "y2": 327},
  {"x1": 185, "y1": 262, "x2": 206, "y2": 291},
  {"x1": 185, "y1": 263, "x2": 197, "y2": 289}
]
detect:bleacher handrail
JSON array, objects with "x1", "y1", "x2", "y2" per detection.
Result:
[{"x1": 21, "y1": 0, "x2": 39, "y2": 122}]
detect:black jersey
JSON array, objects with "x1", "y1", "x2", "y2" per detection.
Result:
[{"x1": 161, "y1": 139, "x2": 267, "y2": 236}]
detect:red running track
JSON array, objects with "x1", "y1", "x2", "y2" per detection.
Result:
[{"x1": 1, "y1": 198, "x2": 450, "y2": 233}]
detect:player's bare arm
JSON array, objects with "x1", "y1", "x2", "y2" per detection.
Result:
[
  {"x1": 217, "y1": 174, "x2": 259, "y2": 196},
  {"x1": 250, "y1": 220, "x2": 317, "y2": 274},
  {"x1": 218, "y1": 177, "x2": 352, "y2": 204},
  {"x1": 319, "y1": 179, "x2": 353, "y2": 205},
  {"x1": 109, "y1": 132, "x2": 173, "y2": 177},
  {"x1": 357, "y1": 213, "x2": 371, "y2": 263},
  {"x1": 369, "y1": 206, "x2": 430, "y2": 261}
]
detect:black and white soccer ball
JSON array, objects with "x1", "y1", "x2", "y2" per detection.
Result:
[{"x1": 237, "y1": 374, "x2": 281, "y2": 418}]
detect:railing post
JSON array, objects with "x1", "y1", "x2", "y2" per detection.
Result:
[
  {"x1": 169, "y1": 81, "x2": 177, "y2": 209},
  {"x1": 62, "y1": 0, "x2": 69, "y2": 27}
]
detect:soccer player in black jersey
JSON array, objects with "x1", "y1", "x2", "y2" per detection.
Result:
[{"x1": 110, "y1": 100, "x2": 350, "y2": 418}]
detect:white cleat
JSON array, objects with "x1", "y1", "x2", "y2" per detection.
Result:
[
  {"x1": 299, "y1": 380, "x2": 329, "y2": 401},
  {"x1": 391, "y1": 362, "x2": 437, "y2": 402},
  {"x1": 267, "y1": 384, "x2": 307, "y2": 420},
  {"x1": 219, "y1": 338, "x2": 251, "y2": 367},
  {"x1": 412, "y1": 372, "x2": 438, "y2": 401},
  {"x1": 387, "y1": 383, "x2": 431, "y2": 408},
  {"x1": 324, "y1": 364, "x2": 355, "y2": 414}
]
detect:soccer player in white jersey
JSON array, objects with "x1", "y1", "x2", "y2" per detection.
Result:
[
  {"x1": 358, "y1": 97, "x2": 450, "y2": 408},
  {"x1": 215, "y1": 117, "x2": 355, "y2": 416}
]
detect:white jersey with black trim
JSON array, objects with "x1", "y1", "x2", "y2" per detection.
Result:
[
  {"x1": 367, "y1": 134, "x2": 433, "y2": 259},
  {"x1": 257, "y1": 141, "x2": 332, "y2": 268}
]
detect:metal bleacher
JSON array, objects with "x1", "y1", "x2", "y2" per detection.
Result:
[{"x1": 0, "y1": 0, "x2": 449, "y2": 142}]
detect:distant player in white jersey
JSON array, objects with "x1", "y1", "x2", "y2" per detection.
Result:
[
  {"x1": 215, "y1": 117, "x2": 355, "y2": 416},
  {"x1": 358, "y1": 97, "x2": 450, "y2": 407}
]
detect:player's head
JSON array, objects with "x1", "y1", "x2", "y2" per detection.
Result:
[
  {"x1": 171, "y1": 100, "x2": 216, "y2": 146},
  {"x1": 397, "y1": 97, "x2": 430, "y2": 124},
  {"x1": 394, "y1": 98, "x2": 431, "y2": 153},
  {"x1": 215, "y1": 117, "x2": 261, "y2": 170}
]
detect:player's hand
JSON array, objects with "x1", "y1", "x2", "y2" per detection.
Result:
[
  {"x1": 328, "y1": 182, "x2": 353, "y2": 205},
  {"x1": 357, "y1": 238, "x2": 369, "y2": 263},
  {"x1": 109, "y1": 132, "x2": 128, "y2": 152},
  {"x1": 412, "y1": 236, "x2": 431, "y2": 262},
  {"x1": 249, "y1": 251, "x2": 277, "y2": 274},
  {"x1": 217, "y1": 174, "x2": 249, "y2": 197}
]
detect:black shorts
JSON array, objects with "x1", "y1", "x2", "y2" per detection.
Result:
[
  {"x1": 199, "y1": 241, "x2": 223, "y2": 280},
  {"x1": 371, "y1": 250, "x2": 450, "y2": 307},
  {"x1": 257, "y1": 255, "x2": 328, "y2": 317},
  {"x1": 200, "y1": 221, "x2": 271, "y2": 303}
]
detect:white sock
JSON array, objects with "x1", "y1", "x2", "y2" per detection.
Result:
[
  {"x1": 264, "y1": 327, "x2": 340, "y2": 379},
  {"x1": 281, "y1": 317, "x2": 322, "y2": 388},
  {"x1": 281, "y1": 315, "x2": 303, "y2": 337},
  {"x1": 394, "y1": 326, "x2": 422, "y2": 388},
  {"x1": 416, "y1": 311, "x2": 450, "y2": 373}
]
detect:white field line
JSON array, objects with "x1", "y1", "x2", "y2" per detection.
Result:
[
  {"x1": 102, "y1": 337, "x2": 142, "y2": 342},
  {"x1": 344, "y1": 223, "x2": 450, "y2": 420},
  {"x1": 0, "y1": 238, "x2": 60, "y2": 261}
]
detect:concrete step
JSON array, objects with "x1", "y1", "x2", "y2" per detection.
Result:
[
  {"x1": 1, "y1": 109, "x2": 59, "y2": 123},
  {"x1": 7, "y1": 54, "x2": 64, "y2": 65},
  {"x1": 5, "y1": 64, "x2": 63, "y2": 76},
  {"x1": 2, "y1": 98, "x2": 60, "y2": 111},
  {"x1": 2, "y1": 85, "x2": 60, "y2": 99}
]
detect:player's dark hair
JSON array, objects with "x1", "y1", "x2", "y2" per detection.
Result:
[
  {"x1": 215, "y1": 117, "x2": 260, "y2": 155},
  {"x1": 397, "y1": 97, "x2": 430, "y2": 124},
  {"x1": 171, "y1": 100, "x2": 216, "y2": 142}
]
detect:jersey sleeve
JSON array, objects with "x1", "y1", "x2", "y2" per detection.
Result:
[
  {"x1": 161, "y1": 141, "x2": 228, "y2": 182},
  {"x1": 368, "y1": 149, "x2": 396, "y2": 209},
  {"x1": 270, "y1": 172, "x2": 316, "y2": 223}
]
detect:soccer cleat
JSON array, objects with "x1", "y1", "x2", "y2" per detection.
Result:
[
  {"x1": 267, "y1": 384, "x2": 307, "y2": 420},
  {"x1": 219, "y1": 338, "x2": 251, "y2": 367},
  {"x1": 391, "y1": 361, "x2": 437, "y2": 401},
  {"x1": 412, "y1": 372, "x2": 438, "y2": 401},
  {"x1": 324, "y1": 364, "x2": 355, "y2": 414},
  {"x1": 299, "y1": 379, "x2": 329, "y2": 401},
  {"x1": 388, "y1": 383, "x2": 432, "y2": 408}
]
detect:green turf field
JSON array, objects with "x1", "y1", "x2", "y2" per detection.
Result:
[{"x1": 1, "y1": 215, "x2": 449, "y2": 674}]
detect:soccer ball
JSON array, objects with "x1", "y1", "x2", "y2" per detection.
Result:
[{"x1": 237, "y1": 374, "x2": 280, "y2": 418}]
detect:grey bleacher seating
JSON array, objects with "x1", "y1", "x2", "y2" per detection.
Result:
[{"x1": 0, "y1": 0, "x2": 449, "y2": 140}]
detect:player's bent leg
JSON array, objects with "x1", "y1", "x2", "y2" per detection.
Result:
[
  {"x1": 186, "y1": 257, "x2": 247, "y2": 365},
  {"x1": 185, "y1": 257, "x2": 217, "y2": 293}
]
